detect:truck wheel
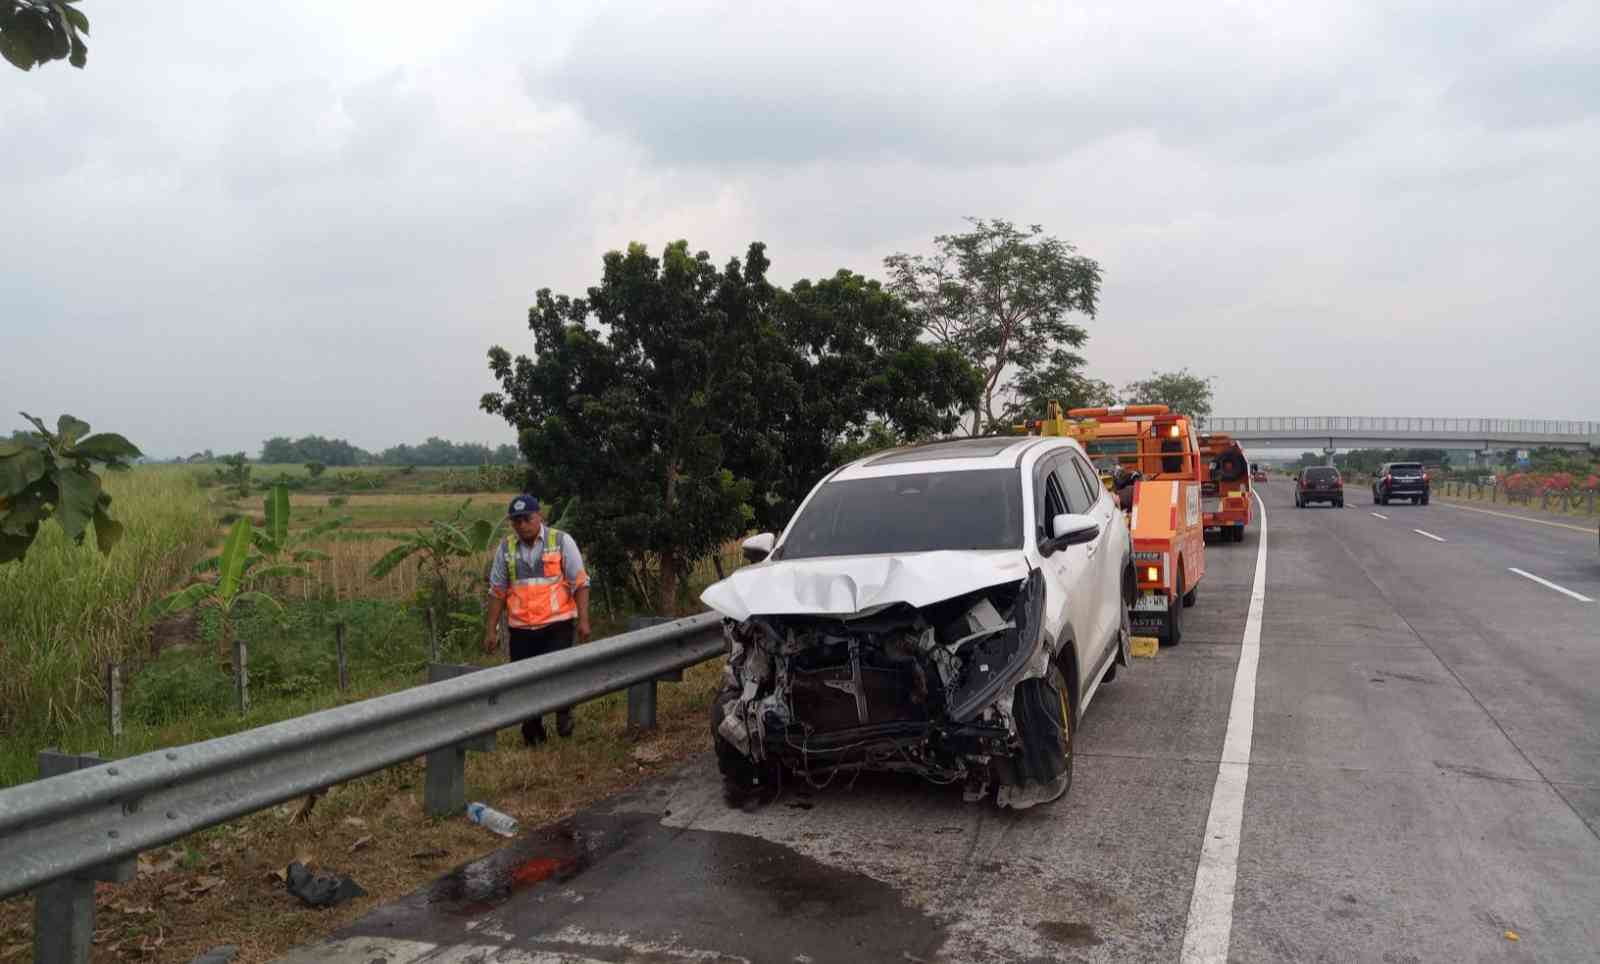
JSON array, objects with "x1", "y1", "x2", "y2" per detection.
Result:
[
  {"x1": 1163, "y1": 571, "x2": 1185, "y2": 646},
  {"x1": 1182, "y1": 580, "x2": 1198, "y2": 607}
]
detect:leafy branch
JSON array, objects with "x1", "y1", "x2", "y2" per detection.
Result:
[{"x1": 0, "y1": 412, "x2": 141, "y2": 563}]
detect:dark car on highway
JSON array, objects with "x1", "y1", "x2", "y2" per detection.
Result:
[
  {"x1": 1295, "y1": 466, "x2": 1344, "y2": 508},
  {"x1": 1372, "y1": 461, "x2": 1430, "y2": 505}
]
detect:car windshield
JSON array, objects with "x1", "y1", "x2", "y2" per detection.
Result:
[
  {"x1": 1304, "y1": 467, "x2": 1340, "y2": 483},
  {"x1": 778, "y1": 469, "x2": 1024, "y2": 559}
]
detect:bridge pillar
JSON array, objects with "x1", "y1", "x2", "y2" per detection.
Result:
[{"x1": 1323, "y1": 444, "x2": 1336, "y2": 467}]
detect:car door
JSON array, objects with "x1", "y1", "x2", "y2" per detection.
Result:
[
  {"x1": 1047, "y1": 453, "x2": 1107, "y2": 678},
  {"x1": 1035, "y1": 454, "x2": 1100, "y2": 678},
  {"x1": 1067, "y1": 451, "x2": 1123, "y2": 655}
]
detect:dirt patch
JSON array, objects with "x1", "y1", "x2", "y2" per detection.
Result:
[{"x1": 148, "y1": 609, "x2": 200, "y2": 658}]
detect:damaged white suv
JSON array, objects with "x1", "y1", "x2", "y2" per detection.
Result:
[{"x1": 702, "y1": 435, "x2": 1134, "y2": 809}]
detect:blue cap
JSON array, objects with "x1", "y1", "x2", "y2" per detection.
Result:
[{"x1": 507, "y1": 495, "x2": 540, "y2": 517}]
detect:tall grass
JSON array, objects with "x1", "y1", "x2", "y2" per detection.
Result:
[{"x1": 0, "y1": 466, "x2": 214, "y2": 738}]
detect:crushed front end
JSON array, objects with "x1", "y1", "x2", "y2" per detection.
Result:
[{"x1": 710, "y1": 569, "x2": 1072, "y2": 809}]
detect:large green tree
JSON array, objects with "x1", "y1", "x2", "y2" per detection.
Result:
[
  {"x1": 1122, "y1": 368, "x2": 1216, "y2": 421},
  {"x1": 482, "y1": 241, "x2": 978, "y2": 611},
  {"x1": 886, "y1": 218, "x2": 1102, "y2": 435},
  {"x1": 722, "y1": 269, "x2": 980, "y2": 529},
  {"x1": 1, "y1": 0, "x2": 87, "y2": 70}
]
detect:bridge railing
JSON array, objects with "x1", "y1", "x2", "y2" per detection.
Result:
[{"x1": 1207, "y1": 417, "x2": 1600, "y2": 438}]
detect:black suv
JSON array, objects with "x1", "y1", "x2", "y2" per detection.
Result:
[
  {"x1": 1296, "y1": 466, "x2": 1344, "y2": 508},
  {"x1": 1373, "y1": 462, "x2": 1430, "y2": 505}
]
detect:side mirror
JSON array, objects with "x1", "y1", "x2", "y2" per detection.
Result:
[
  {"x1": 741, "y1": 532, "x2": 776, "y2": 564},
  {"x1": 1041, "y1": 513, "x2": 1099, "y2": 555}
]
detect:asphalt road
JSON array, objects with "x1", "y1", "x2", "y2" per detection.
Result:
[{"x1": 281, "y1": 483, "x2": 1600, "y2": 963}]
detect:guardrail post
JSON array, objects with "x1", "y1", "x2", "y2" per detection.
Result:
[
  {"x1": 422, "y1": 663, "x2": 497, "y2": 817},
  {"x1": 626, "y1": 617, "x2": 677, "y2": 731},
  {"x1": 33, "y1": 750, "x2": 136, "y2": 964}
]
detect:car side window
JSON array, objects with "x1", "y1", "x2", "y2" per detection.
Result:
[
  {"x1": 1042, "y1": 471, "x2": 1070, "y2": 536},
  {"x1": 1053, "y1": 460, "x2": 1094, "y2": 515},
  {"x1": 1067, "y1": 453, "x2": 1103, "y2": 510}
]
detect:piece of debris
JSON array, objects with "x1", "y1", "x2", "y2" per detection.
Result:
[
  {"x1": 408, "y1": 848, "x2": 448, "y2": 861},
  {"x1": 190, "y1": 876, "x2": 225, "y2": 896},
  {"x1": 348, "y1": 834, "x2": 373, "y2": 854},
  {"x1": 285, "y1": 861, "x2": 367, "y2": 908},
  {"x1": 341, "y1": 817, "x2": 367, "y2": 829},
  {"x1": 1504, "y1": 930, "x2": 1520, "y2": 942},
  {"x1": 1130, "y1": 636, "x2": 1160, "y2": 659},
  {"x1": 191, "y1": 945, "x2": 239, "y2": 964},
  {"x1": 631, "y1": 744, "x2": 666, "y2": 766}
]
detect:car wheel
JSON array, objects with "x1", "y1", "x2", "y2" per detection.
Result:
[
  {"x1": 710, "y1": 682, "x2": 781, "y2": 806},
  {"x1": 1163, "y1": 570, "x2": 1184, "y2": 646},
  {"x1": 1011, "y1": 663, "x2": 1074, "y2": 803},
  {"x1": 1103, "y1": 572, "x2": 1134, "y2": 683}
]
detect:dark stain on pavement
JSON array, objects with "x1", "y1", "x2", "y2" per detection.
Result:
[
  {"x1": 1037, "y1": 920, "x2": 1103, "y2": 946},
  {"x1": 1371, "y1": 670, "x2": 1438, "y2": 685},
  {"x1": 334, "y1": 810, "x2": 947, "y2": 962}
]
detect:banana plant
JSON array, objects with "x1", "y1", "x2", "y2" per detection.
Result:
[
  {"x1": 147, "y1": 517, "x2": 304, "y2": 669},
  {"x1": 194, "y1": 483, "x2": 346, "y2": 574},
  {"x1": 369, "y1": 498, "x2": 500, "y2": 617},
  {"x1": 1, "y1": 412, "x2": 141, "y2": 563}
]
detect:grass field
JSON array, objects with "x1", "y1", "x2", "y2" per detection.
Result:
[
  {"x1": 0, "y1": 466, "x2": 215, "y2": 742},
  {"x1": 0, "y1": 465, "x2": 748, "y2": 962}
]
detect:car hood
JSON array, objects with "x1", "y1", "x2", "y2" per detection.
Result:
[{"x1": 700, "y1": 549, "x2": 1033, "y2": 621}]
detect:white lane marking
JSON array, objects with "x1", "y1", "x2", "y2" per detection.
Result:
[
  {"x1": 1180, "y1": 491, "x2": 1267, "y2": 964},
  {"x1": 1370, "y1": 512, "x2": 1389, "y2": 520},
  {"x1": 1508, "y1": 567, "x2": 1595, "y2": 603},
  {"x1": 1412, "y1": 528, "x2": 1446, "y2": 542},
  {"x1": 1436, "y1": 500, "x2": 1597, "y2": 534}
]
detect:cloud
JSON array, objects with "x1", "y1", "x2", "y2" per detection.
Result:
[{"x1": 2, "y1": 0, "x2": 1598, "y2": 460}]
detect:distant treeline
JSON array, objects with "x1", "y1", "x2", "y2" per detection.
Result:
[{"x1": 168, "y1": 436, "x2": 521, "y2": 466}]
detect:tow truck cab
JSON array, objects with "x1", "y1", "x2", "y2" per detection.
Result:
[{"x1": 1022, "y1": 404, "x2": 1206, "y2": 646}]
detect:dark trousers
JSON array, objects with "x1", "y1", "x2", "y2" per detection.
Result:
[{"x1": 509, "y1": 620, "x2": 577, "y2": 743}]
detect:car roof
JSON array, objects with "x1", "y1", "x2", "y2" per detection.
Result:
[{"x1": 831, "y1": 435, "x2": 1075, "y2": 481}]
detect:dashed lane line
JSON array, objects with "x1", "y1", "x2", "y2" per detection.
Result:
[
  {"x1": 1179, "y1": 490, "x2": 1267, "y2": 963},
  {"x1": 1508, "y1": 568, "x2": 1595, "y2": 603},
  {"x1": 1371, "y1": 512, "x2": 1389, "y2": 520},
  {"x1": 1413, "y1": 529, "x2": 1447, "y2": 543}
]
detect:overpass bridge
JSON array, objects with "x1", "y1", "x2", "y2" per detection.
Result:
[{"x1": 1205, "y1": 416, "x2": 1600, "y2": 454}]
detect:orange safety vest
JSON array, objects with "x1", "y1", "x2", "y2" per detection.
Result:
[{"x1": 502, "y1": 528, "x2": 577, "y2": 628}]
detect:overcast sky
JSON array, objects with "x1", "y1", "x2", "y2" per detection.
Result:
[{"x1": 3, "y1": 0, "x2": 1596, "y2": 458}]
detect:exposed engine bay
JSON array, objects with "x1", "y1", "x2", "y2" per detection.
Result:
[{"x1": 711, "y1": 569, "x2": 1073, "y2": 809}]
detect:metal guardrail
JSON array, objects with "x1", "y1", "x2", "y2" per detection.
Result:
[
  {"x1": 1207, "y1": 417, "x2": 1600, "y2": 438},
  {"x1": 0, "y1": 612, "x2": 725, "y2": 906}
]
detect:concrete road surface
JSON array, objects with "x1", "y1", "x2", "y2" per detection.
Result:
[{"x1": 280, "y1": 484, "x2": 1600, "y2": 963}]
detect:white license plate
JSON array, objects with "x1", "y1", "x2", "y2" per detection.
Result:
[{"x1": 1133, "y1": 593, "x2": 1168, "y2": 612}]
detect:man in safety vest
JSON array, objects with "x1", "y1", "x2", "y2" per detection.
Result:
[{"x1": 482, "y1": 494, "x2": 592, "y2": 745}]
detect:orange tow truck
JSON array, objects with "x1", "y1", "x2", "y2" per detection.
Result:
[
  {"x1": 1019, "y1": 403, "x2": 1206, "y2": 646},
  {"x1": 1200, "y1": 432, "x2": 1253, "y2": 543}
]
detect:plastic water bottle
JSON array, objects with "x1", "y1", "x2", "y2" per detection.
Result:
[{"x1": 466, "y1": 802, "x2": 520, "y2": 838}]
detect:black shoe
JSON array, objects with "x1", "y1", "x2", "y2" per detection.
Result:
[{"x1": 556, "y1": 711, "x2": 574, "y2": 738}]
